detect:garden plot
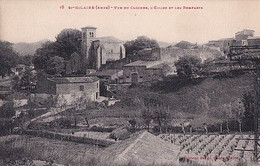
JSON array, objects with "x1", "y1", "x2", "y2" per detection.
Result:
[{"x1": 159, "y1": 134, "x2": 255, "y2": 165}]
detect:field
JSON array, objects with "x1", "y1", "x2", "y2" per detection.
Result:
[
  {"x1": 159, "y1": 133, "x2": 256, "y2": 166},
  {"x1": 0, "y1": 135, "x2": 103, "y2": 166}
]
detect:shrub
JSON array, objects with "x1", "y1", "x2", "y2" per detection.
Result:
[
  {"x1": 109, "y1": 127, "x2": 131, "y2": 140},
  {"x1": 90, "y1": 126, "x2": 115, "y2": 132}
]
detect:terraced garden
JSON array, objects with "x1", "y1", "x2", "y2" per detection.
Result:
[{"x1": 159, "y1": 134, "x2": 255, "y2": 165}]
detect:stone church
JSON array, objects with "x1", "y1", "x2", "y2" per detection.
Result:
[{"x1": 66, "y1": 26, "x2": 125, "y2": 75}]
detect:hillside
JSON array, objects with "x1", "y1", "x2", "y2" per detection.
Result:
[
  {"x1": 13, "y1": 39, "x2": 49, "y2": 56},
  {"x1": 120, "y1": 74, "x2": 254, "y2": 123}
]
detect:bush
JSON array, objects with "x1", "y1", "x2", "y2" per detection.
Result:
[
  {"x1": 109, "y1": 127, "x2": 131, "y2": 140},
  {"x1": 90, "y1": 125, "x2": 115, "y2": 132}
]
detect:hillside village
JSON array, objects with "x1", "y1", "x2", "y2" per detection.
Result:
[{"x1": 1, "y1": 27, "x2": 260, "y2": 165}]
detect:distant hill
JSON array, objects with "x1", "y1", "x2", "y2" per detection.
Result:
[{"x1": 13, "y1": 39, "x2": 50, "y2": 56}]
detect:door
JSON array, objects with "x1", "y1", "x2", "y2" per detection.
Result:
[{"x1": 131, "y1": 73, "x2": 138, "y2": 84}]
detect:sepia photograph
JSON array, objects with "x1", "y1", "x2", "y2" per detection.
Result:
[{"x1": 0, "y1": 0, "x2": 260, "y2": 165}]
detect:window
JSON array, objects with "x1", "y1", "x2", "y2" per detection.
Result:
[
  {"x1": 83, "y1": 32, "x2": 86, "y2": 38},
  {"x1": 140, "y1": 76, "x2": 143, "y2": 78},
  {"x1": 89, "y1": 32, "x2": 94, "y2": 38},
  {"x1": 127, "y1": 76, "x2": 130, "y2": 78},
  {"x1": 111, "y1": 49, "x2": 113, "y2": 53},
  {"x1": 79, "y1": 85, "x2": 84, "y2": 91},
  {"x1": 97, "y1": 83, "x2": 99, "y2": 88}
]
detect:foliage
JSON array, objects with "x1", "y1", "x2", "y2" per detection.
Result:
[
  {"x1": 55, "y1": 28, "x2": 82, "y2": 60},
  {"x1": 33, "y1": 29, "x2": 81, "y2": 75},
  {"x1": 19, "y1": 68, "x2": 35, "y2": 88},
  {"x1": 12, "y1": 75, "x2": 20, "y2": 90},
  {"x1": 161, "y1": 63, "x2": 172, "y2": 76},
  {"x1": 46, "y1": 56, "x2": 65, "y2": 76},
  {"x1": 0, "y1": 41, "x2": 19, "y2": 77},
  {"x1": 128, "y1": 118, "x2": 137, "y2": 131},
  {"x1": 174, "y1": 55, "x2": 202, "y2": 80},
  {"x1": 33, "y1": 41, "x2": 59, "y2": 70},
  {"x1": 242, "y1": 91, "x2": 255, "y2": 131},
  {"x1": 0, "y1": 101, "x2": 15, "y2": 118},
  {"x1": 141, "y1": 107, "x2": 153, "y2": 131},
  {"x1": 175, "y1": 41, "x2": 195, "y2": 49},
  {"x1": 17, "y1": 55, "x2": 34, "y2": 66},
  {"x1": 124, "y1": 36, "x2": 159, "y2": 55},
  {"x1": 109, "y1": 127, "x2": 131, "y2": 140}
]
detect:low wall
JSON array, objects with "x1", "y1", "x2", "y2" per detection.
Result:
[{"x1": 22, "y1": 130, "x2": 115, "y2": 147}]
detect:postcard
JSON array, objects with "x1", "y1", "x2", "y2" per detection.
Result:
[{"x1": 0, "y1": 0, "x2": 260, "y2": 165}]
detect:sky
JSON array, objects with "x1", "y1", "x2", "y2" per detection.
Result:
[{"x1": 0, "y1": 0, "x2": 260, "y2": 44}]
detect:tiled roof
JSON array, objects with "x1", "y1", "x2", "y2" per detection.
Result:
[
  {"x1": 124, "y1": 60, "x2": 163, "y2": 68},
  {"x1": 89, "y1": 69, "x2": 123, "y2": 77},
  {"x1": 97, "y1": 36, "x2": 123, "y2": 43},
  {"x1": 98, "y1": 131, "x2": 179, "y2": 165},
  {"x1": 47, "y1": 76, "x2": 99, "y2": 84}
]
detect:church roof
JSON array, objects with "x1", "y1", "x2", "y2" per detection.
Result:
[
  {"x1": 98, "y1": 131, "x2": 180, "y2": 165},
  {"x1": 47, "y1": 76, "x2": 99, "y2": 84},
  {"x1": 97, "y1": 36, "x2": 123, "y2": 43},
  {"x1": 81, "y1": 26, "x2": 97, "y2": 29}
]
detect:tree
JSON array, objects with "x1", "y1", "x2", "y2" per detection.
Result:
[
  {"x1": 128, "y1": 118, "x2": 136, "y2": 132},
  {"x1": 55, "y1": 29, "x2": 82, "y2": 60},
  {"x1": 18, "y1": 55, "x2": 34, "y2": 66},
  {"x1": 12, "y1": 75, "x2": 20, "y2": 90},
  {"x1": 0, "y1": 101, "x2": 15, "y2": 118},
  {"x1": 141, "y1": 106, "x2": 153, "y2": 132},
  {"x1": 175, "y1": 41, "x2": 195, "y2": 49},
  {"x1": 33, "y1": 28, "x2": 81, "y2": 75},
  {"x1": 242, "y1": 91, "x2": 255, "y2": 131},
  {"x1": 174, "y1": 55, "x2": 202, "y2": 80},
  {"x1": 221, "y1": 103, "x2": 232, "y2": 133},
  {"x1": 231, "y1": 99, "x2": 245, "y2": 133},
  {"x1": 33, "y1": 41, "x2": 60, "y2": 71},
  {"x1": 0, "y1": 41, "x2": 19, "y2": 77},
  {"x1": 46, "y1": 56, "x2": 65, "y2": 76},
  {"x1": 124, "y1": 36, "x2": 159, "y2": 55},
  {"x1": 20, "y1": 69, "x2": 35, "y2": 88},
  {"x1": 153, "y1": 104, "x2": 169, "y2": 134}
]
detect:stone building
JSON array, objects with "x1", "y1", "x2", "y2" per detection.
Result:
[
  {"x1": 88, "y1": 69, "x2": 123, "y2": 84},
  {"x1": 136, "y1": 48, "x2": 161, "y2": 61},
  {"x1": 66, "y1": 27, "x2": 125, "y2": 75},
  {"x1": 247, "y1": 36, "x2": 260, "y2": 46},
  {"x1": 123, "y1": 60, "x2": 164, "y2": 84},
  {"x1": 235, "y1": 29, "x2": 254, "y2": 41},
  {"x1": 81, "y1": 27, "x2": 125, "y2": 71},
  {"x1": 206, "y1": 29, "x2": 258, "y2": 53},
  {"x1": 37, "y1": 75, "x2": 100, "y2": 101},
  {"x1": 65, "y1": 26, "x2": 126, "y2": 75}
]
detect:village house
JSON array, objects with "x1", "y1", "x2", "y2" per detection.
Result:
[
  {"x1": 87, "y1": 69, "x2": 123, "y2": 96},
  {"x1": 88, "y1": 69, "x2": 123, "y2": 84},
  {"x1": 66, "y1": 26, "x2": 126, "y2": 75},
  {"x1": 11, "y1": 64, "x2": 26, "y2": 75},
  {"x1": 136, "y1": 48, "x2": 161, "y2": 61},
  {"x1": 206, "y1": 29, "x2": 259, "y2": 53},
  {"x1": 36, "y1": 75, "x2": 100, "y2": 102},
  {"x1": 247, "y1": 36, "x2": 260, "y2": 46},
  {"x1": 123, "y1": 60, "x2": 164, "y2": 84}
]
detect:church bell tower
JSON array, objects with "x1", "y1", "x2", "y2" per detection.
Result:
[{"x1": 81, "y1": 26, "x2": 97, "y2": 72}]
